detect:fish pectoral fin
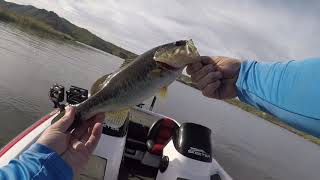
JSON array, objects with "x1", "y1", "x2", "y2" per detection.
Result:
[
  {"x1": 150, "y1": 68, "x2": 162, "y2": 77},
  {"x1": 105, "y1": 109, "x2": 130, "y2": 127},
  {"x1": 159, "y1": 86, "x2": 168, "y2": 97}
]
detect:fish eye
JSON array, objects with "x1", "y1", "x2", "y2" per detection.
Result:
[{"x1": 174, "y1": 40, "x2": 187, "y2": 46}]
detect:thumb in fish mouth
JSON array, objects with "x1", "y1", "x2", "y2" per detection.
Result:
[
  {"x1": 180, "y1": 55, "x2": 202, "y2": 67},
  {"x1": 157, "y1": 55, "x2": 202, "y2": 69},
  {"x1": 153, "y1": 44, "x2": 201, "y2": 64}
]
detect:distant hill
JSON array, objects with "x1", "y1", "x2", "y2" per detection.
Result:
[{"x1": 0, "y1": 0, "x2": 137, "y2": 59}]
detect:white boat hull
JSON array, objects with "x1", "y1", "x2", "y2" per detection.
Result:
[{"x1": 0, "y1": 107, "x2": 232, "y2": 180}]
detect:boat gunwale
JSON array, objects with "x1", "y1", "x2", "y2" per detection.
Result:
[{"x1": 0, "y1": 109, "x2": 59, "y2": 158}]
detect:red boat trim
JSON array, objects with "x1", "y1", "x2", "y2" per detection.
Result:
[{"x1": 0, "y1": 110, "x2": 58, "y2": 158}]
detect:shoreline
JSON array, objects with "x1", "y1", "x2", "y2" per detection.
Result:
[{"x1": 0, "y1": 10, "x2": 72, "y2": 40}]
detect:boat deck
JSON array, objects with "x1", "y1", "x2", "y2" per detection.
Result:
[
  {"x1": 75, "y1": 155, "x2": 107, "y2": 180},
  {"x1": 75, "y1": 107, "x2": 162, "y2": 180},
  {"x1": 75, "y1": 156, "x2": 157, "y2": 180}
]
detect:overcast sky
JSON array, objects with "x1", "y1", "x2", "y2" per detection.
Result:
[{"x1": 8, "y1": 0, "x2": 320, "y2": 60}]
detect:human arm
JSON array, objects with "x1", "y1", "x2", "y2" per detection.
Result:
[
  {"x1": 0, "y1": 144, "x2": 73, "y2": 180},
  {"x1": 187, "y1": 56, "x2": 320, "y2": 137},
  {"x1": 0, "y1": 107, "x2": 105, "y2": 179}
]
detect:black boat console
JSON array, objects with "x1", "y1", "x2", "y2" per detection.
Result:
[{"x1": 172, "y1": 123, "x2": 212, "y2": 162}]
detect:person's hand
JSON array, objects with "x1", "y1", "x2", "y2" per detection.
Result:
[
  {"x1": 37, "y1": 106, "x2": 105, "y2": 173},
  {"x1": 186, "y1": 56, "x2": 241, "y2": 99}
]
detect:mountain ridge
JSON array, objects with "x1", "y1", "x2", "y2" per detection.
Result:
[{"x1": 0, "y1": 0, "x2": 137, "y2": 59}]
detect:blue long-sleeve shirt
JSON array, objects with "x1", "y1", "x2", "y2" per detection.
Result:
[
  {"x1": 236, "y1": 58, "x2": 320, "y2": 137},
  {"x1": 0, "y1": 143, "x2": 73, "y2": 180}
]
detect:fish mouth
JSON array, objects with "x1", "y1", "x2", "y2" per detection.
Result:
[
  {"x1": 156, "y1": 61, "x2": 181, "y2": 71},
  {"x1": 154, "y1": 39, "x2": 200, "y2": 70}
]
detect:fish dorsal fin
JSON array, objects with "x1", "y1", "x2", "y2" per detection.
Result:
[
  {"x1": 105, "y1": 109, "x2": 130, "y2": 128},
  {"x1": 90, "y1": 73, "x2": 113, "y2": 96},
  {"x1": 120, "y1": 58, "x2": 135, "y2": 68}
]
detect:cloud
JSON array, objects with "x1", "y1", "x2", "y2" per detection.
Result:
[{"x1": 8, "y1": 0, "x2": 320, "y2": 60}]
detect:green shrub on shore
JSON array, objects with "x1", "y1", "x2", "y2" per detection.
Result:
[
  {"x1": 224, "y1": 98, "x2": 320, "y2": 145},
  {"x1": 0, "y1": 9, "x2": 72, "y2": 40},
  {"x1": 0, "y1": 9, "x2": 16, "y2": 22}
]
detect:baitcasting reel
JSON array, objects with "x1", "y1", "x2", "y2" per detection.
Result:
[{"x1": 49, "y1": 84, "x2": 88, "y2": 110}]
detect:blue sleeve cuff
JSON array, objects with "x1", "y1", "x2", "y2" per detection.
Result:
[
  {"x1": 236, "y1": 60, "x2": 255, "y2": 105},
  {"x1": 28, "y1": 143, "x2": 73, "y2": 179}
]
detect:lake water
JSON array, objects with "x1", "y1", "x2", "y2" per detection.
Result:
[{"x1": 0, "y1": 22, "x2": 319, "y2": 180}]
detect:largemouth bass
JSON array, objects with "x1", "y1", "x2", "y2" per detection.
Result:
[{"x1": 70, "y1": 40, "x2": 200, "y2": 129}]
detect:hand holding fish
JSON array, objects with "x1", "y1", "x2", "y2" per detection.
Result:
[
  {"x1": 186, "y1": 56, "x2": 241, "y2": 99},
  {"x1": 38, "y1": 40, "x2": 202, "y2": 173},
  {"x1": 37, "y1": 106, "x2": 105, "y2": 173}
]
